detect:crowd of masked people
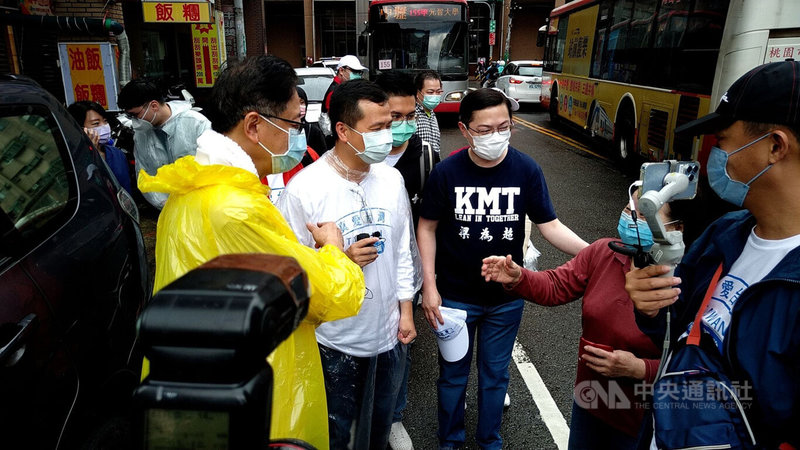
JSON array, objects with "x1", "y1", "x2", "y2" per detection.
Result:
[{"x1": 71, "y1": 54, "x2": 800, "y2": 450}]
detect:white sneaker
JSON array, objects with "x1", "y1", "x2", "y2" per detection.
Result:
[
  {"x1": 389, "y1": 421, "x2": 414, "y2": 450},
  {"x1": 504, "y1": 392, "x2": 511, "y2": 408}
]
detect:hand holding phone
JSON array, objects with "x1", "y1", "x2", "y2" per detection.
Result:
[
  {"x1": 579, "y1": 337, "x2": 647, "y2": 379},
  {"x1": 578, "y1": 336, "x2": 613, "y2": 364}
]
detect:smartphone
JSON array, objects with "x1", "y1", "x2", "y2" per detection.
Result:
[
  {"x1": 639, "y1": 160, "x2": 700, "y2": 200},
  {"x1": 578, "y1": 337, "x2": 613, "y2": 362}
]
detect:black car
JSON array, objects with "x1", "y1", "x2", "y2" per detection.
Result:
[{"x1": 0, "y1": 75, "x2": 150, "y2": 448}]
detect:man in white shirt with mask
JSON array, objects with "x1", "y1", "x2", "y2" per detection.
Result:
[
  {"x1": 278, "y1": 79, "x2": 419, "y2": 450},
  {"x1": 119, "y1": 79, "x2": 211, "y2": 209}
]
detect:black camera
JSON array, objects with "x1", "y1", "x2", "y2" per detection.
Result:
[
  {"x1": 133, "y1": 254, "x2": 310, "y2": 449},
  {"x1": 356, "y1": 231, "x2": 382, "y2": 242}
]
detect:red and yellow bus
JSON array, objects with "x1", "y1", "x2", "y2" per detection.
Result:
[{"x1": 541, "y1": 0, "x2": 800, "y2": 168}]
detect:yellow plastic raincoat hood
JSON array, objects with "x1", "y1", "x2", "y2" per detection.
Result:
[{"x1": 139, "y1": 142, "x2": 364, "y2": 449}]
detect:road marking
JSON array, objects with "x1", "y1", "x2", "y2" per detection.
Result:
[
  {"x1": 512, "y1": 339, "x2": 570, "y2": 449},
  {"x1": 513, "y1": 115, "x2": 610, "y2": 162}
]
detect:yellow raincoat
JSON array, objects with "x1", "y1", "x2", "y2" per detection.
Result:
[{"x1": 139, "y1": 155, "x2": 365, "y2": 449}]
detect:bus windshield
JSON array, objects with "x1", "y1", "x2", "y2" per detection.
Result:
[{"x1": 370, "y1": 4, "x2": 468, "y2": 75}]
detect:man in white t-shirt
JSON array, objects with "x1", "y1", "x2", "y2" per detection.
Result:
[
  {"x1": 278, "y1": 79, "x2": 419, "y2": 450},
  {"x1": 626, "y1": 60, "x2": 800, "y2": 448}
]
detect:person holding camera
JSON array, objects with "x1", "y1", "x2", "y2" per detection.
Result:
[
  {"x1": 278, "y1": 79, "x2": 418, "y2": 450},
  {"x1": 137, "y1": 55, "x2": 365, "y2": 450},
  {"x1": 625, "y1": 60, "x2": 800, "y2": 449},
  {"x1": 481, "y1": 191, "x2": 688, "y2": 449}
]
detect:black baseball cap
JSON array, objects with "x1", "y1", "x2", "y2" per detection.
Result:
[{"x1": 675, "y1": 60, "x2": 800, "y2": 136}]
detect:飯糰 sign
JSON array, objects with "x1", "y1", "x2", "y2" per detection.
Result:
[
  {"x1": 58, "y1": 43, "x2": 118, "y2": 110},
  {"x1": 143, "y1": 2, "x2": 213, "y2": 23}
]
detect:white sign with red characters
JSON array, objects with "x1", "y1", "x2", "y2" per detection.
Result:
[{"x1": 764, "y1": 37, "x2": 800, "y2": 64}]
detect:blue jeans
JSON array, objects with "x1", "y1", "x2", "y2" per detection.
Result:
[
  {"x1": 393, "y1": 293, "x2": 420, "y2": 423},
  {"x1": 568, "y1": 401, "x2": 637, "y2": 450},
  {"x1": 437, "y1": 298, "x2": 524, "y2": 450},
  {"x1": 319, "y1": 342, "x2": 407, "y2": 450}
]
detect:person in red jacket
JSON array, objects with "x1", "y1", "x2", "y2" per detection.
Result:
[{"x1": 480, "y1": 194, "x2": 687, "y2": 450}]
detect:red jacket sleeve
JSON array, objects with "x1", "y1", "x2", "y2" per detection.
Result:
[
  {"x1": 643, "y1": 358, "x2": 660, "y2": 384},
  {"x1": 507, "y1": 245, "x2": 594, "y2": 306}
]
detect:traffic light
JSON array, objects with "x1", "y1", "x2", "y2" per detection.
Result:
[{"x1": 489, "y1": 19, "x2": 496, "y2": 32}]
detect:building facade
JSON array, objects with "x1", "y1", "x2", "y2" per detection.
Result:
[{"x1": 0, "y1": 0, "x2": 558, "y2": 107}]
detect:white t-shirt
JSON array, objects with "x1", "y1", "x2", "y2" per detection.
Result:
[
  {"x1": 277, "y1": 153, "x2": 419, "y2": 357},
  {"x1": 265, "y1": 173, "x2": 285, "y2": 203},
  {"x1": 682, "y1": 228, "x2": 800, "y2": 351},
  {"x1": 384, "y1": 151, "x2": 404, "y2": 167}
]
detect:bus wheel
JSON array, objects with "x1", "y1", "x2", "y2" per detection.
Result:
[
  {"x1": 549, "y1": 87, "x2": 559, "y2": 125},
  {"x1": 613, "y1": 112, "x2": 635, "y2": 169}
]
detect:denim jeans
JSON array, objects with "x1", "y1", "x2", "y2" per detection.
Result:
[
  {"x1": 393, "y1": 293, "x2": 420, "y2": 423},
  {"x1": 568, "y1": 401, "x2": 638, "y2": 450},
  {"x1": 319, "y1": 341, "x2": 407, "y2": 450},
  {"x1": 437, "y1": 298, "x2": 524, "y2": 450}
]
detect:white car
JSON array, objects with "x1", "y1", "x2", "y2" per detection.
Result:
[
  {"x1": 495, "y1": 60, "x2": 544, "y2": 105},
  {"x1": 311, "y1": 58, "x2": 341, "y2": 71},
  {"x1": 294, "y1": 67, "x2": 336, "y2": 123}
]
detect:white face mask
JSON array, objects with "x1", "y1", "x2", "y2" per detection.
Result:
[
  {"x1": 132, "y1": 103, "x2": 156, "y2": 130},
  {"x1": 346, "y1": 126, "x2": 393, "y2": 164},
  {"x1": 469, "y1": 129, "x2": 510, "y2": 160}
]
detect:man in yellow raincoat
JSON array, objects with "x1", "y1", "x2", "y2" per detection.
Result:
[{"x1": 138, "y1": 55, "x2": 365, "y2": 449}]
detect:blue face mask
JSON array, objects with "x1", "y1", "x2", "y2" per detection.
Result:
[
  {"x1": 708, "y1": 132, "x2": 773, "y2": 207},
  {"x1": 349, "y1": 72, "x2": 362, "y2": 81},
  {"x1": 346, "y1": 126, "x2": 393, "y2": 164},
  {"x1": 617, "y1": 212, "x2": 654, "y2": 250},
  {"x1": 422, "y1": 94, "x2": 441, "y2": 111},
  {"x1": 258, "y1": 115, "x2": 307, "y2": 174},
  {"x1": 391, "y1": 120, "x2": 417, "y2": 146}
]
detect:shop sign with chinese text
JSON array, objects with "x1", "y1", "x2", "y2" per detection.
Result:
[
  {"x1": 143, "y1": 1, "x2": 213, "y2": 24},
  {"x1": 192, "y1": 23, "x2": 221, "y2": 87},
  {"x1": 58, "y1": 43, "x2": 118, "y2": 110}
]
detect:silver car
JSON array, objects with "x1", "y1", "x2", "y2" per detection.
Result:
[
  {"x1": 294, "y1": 67, "x2": 336, "y2": 123},
  {"x1": 495, "y1": 60, "x2": 544, "y2": 105}
]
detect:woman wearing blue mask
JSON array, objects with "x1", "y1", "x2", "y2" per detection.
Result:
[
  {"x1": 67, "y1": 101, "x2": 133, "y2": 194},
  {"x1": 481, "y1": 190, "x2": 689, "y2": 450}
]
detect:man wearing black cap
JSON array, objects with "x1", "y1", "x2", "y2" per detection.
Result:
[{"x1": 625, "y1": 60, "x2": 800, "y2": 448}]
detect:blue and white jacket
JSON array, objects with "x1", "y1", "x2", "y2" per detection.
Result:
[{"x1": 637, "y1": 210, "x2": 800, "y2": 449}]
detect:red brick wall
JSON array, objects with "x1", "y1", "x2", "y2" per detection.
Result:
[
  {"x1": 244, "y1": 0, "x2": 266, "y2": 56},
  {"x1": 53, "y1": 0, "x2": 125, "y2": 25}
]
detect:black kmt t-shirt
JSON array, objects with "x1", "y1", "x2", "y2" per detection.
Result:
[{"x1": 420, "y1": 147, "x2": 556, "y2": 305}]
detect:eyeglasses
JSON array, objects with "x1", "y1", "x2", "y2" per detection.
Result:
[
  {"x1": 123, "y1": 102, "x2": 151, "y2": 120},
  {"x1": 391, "y1": 112, "x2": 416, "y2": 123},
  {"x1": 466, "y1": 122, "x2": 514, "y2": 137},
  {"x1": 261, "y1": 113, "x2": 304, "y2": 131}
]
